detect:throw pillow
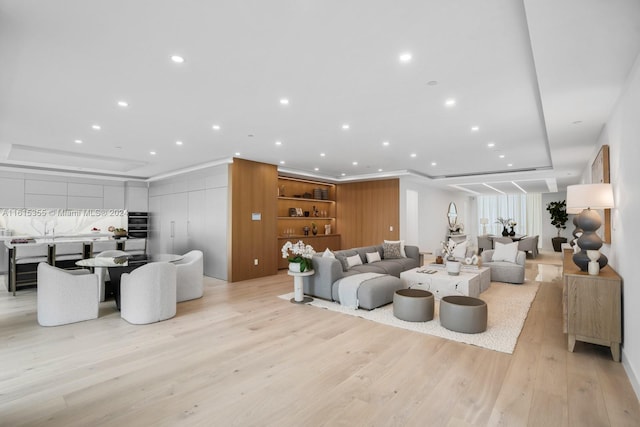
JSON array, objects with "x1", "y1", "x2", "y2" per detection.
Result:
[
  {"x1": 383, "y1": 242, "x2": 403, "y2": 259},
  {"x1": 366, "y1": 251, "x2": 381, "y2": 263},
  {"x1": 346, "y1": 254, "x2": 363, "y2": 268},
  {"x1": 492, "y1": 241, "x2": 519, "y2": 263},
  {"x1": 322, "y1": 248, "x2": 335, "y2": 258},
  {"x1": 452, "y1": 240, "x2": 468, "y2": 259},
  {"x1": 384, "y1": 239, "x2": 406, "y2": 257}
]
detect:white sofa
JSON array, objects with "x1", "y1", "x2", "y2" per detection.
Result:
[{"x1": 481, "y1": 249, "x2": 526, "y2": 284}]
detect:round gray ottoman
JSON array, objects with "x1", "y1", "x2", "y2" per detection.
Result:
[
  {"x1": 393, "y1": 289, "x2": 434, "y2": 322},
  {"x1": 439, "y1": 295, "x2": 487, "y2": 334}
]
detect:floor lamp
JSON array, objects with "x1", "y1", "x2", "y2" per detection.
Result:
[{"x1": 566, "y1": 183, "x2": 614, "y2": 274}]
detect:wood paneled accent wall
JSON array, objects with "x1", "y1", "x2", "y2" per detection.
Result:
[
  {"x1": 228, "y1": 158, "x2": 278, "y2": 282},
  {"x1": 336, "y1": 179, "x2": 399, "y2": 249}
]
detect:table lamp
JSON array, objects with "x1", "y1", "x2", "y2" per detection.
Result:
[
  {"x1": 480, "y1": 218, "x2": 488, "y2": 235},
  {"x1": 566, "y1": 207, "x2": 583, "y2": 247},
  {"x1": 566, "y1": 183, "x2": 614, "y2": 274}
]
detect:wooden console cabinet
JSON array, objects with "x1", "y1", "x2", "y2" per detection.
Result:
[{"x1": 562, "y1": 249, "x2": 622, "y2": 361}]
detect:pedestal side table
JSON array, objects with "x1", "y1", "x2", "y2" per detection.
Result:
[{"x1": 288, "y1": 270, "x2": 314, "y2": 303}]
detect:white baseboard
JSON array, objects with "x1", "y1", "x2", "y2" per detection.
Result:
[{"x1": 622, "y1": 348, "x2": 640, "y2": 401}]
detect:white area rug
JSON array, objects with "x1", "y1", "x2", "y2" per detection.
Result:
[{"x1": 279, "y1": 280, "x2": 539, "y2": 354}]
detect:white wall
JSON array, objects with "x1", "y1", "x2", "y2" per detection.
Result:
[
  {"x1": 595, "y1": 52, "x2": 640, "y2": 397},
  {"x1": 399, "y1": 177, "x2": 472, "y2": 254}
]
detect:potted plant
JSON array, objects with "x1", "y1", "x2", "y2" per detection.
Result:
[
  {"x1": 281, "y1": 240, "x2": 316, "y2": 272},
  {"x1": 546, "y1": 200, "x2": 569, "y2": 252}
]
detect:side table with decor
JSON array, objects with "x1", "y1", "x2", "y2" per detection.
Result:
[
  {"x1": 281, "y1": 240, "x2": 316, "y2": 303},
  {"x1": 288, "y1": 269, "x2": 315, "y2": 303}
]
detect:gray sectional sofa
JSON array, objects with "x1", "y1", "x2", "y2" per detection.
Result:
[{"x1": 303, "y1": 244, "x2": 420, "y2": 309}]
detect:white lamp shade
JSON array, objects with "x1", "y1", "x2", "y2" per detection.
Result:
[
  {"x1": 566, "y1": 183, "x2": 614, "y2": 210},
  {"x1": 480, "y1": 218, "x2": 489, "y2": 225}
]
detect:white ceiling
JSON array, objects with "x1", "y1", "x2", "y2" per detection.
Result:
[{"x1": 1, "y1": 0, "x2": 639, "y2": 195}]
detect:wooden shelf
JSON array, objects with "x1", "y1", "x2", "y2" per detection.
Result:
[
  {"x1": 278, "y1": 196, "x2": 334, "y2": 203},
  {"x1": 278, "y1": 234, "x2": 340, "y2": 239},
  {"x1": 277, "y1": 217, "x2": 335, "y2": 220}
]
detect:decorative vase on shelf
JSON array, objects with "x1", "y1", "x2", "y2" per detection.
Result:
[
  {"x1": 446, "y1": 259, "x2": 461, "y2": 276},
  {"x1": 312, "y1": 226, "x2": 318, "y2": 236},
  {"x1": 509, "y1": 227, "x2": 516, "y2": 237},
  {"x1": 502, "y1": 227, "x2": 509, "y2": 236}
]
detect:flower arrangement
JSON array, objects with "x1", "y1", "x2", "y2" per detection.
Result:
[
  {"x1": 440, "y1": 238, "x2": 458, "y2": 260},
  {"x1": 495, "y1": 217, "x2": 513, "y2": 227},
  {"x1": 281, "y1": 240, "x2": 316, "y2": 272},
  {"x1": 449, "y1": 222, "x2": 464, "y2": 233}
]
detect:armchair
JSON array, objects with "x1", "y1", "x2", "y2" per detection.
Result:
[
  {"x1": 175, "y1": 250, "x2": 204, "y2": 302},
  {"x1": 37, "y1": 263, "x2": 99, "y2": 326},
  {"x1": 518, "y1": 235, "x2": 539, "y2": 258},
  {"x1": 481, "y1": 249, "x2": 526, "y2": 284},
  {"x1": 120, "y1": 262, "x2": 177, "y2": 324}
]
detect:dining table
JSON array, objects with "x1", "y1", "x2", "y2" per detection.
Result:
[{"x1": 76, "y1": 253, "x2": 183, "y2": 310}]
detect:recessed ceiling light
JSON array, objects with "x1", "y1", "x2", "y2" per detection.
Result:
[
  {"x1": 410, "y1": 153, "x2": 417, "y2": 158},
  {"x1": 399, "y1": 52, "x2": 412, "y2": 63},
  {"x1": 352, "y1": 161, "x2": 358, "y2": 166},
  {"x1": 175, "y1": 141, "x2": 183, "y2": 146},
  {"x1": 507, "y1": 163, "x2": 513, "y2": 167},
  {"x1": 91, "y1": 124, "x2": 101, "y2": 130},
  {"x1": 487, "y1": 142, "x2": 495, "y2": 148},
  {"x1": 382, "y1": 141, "x2": 390, "y2": 146},
  {"x1": 431, "y1": 162, "x2": 437, "y2": 166},
  {"x1": 342, "y1": 124, "x2": 350, "y2": 130},
  {"x1": 279, "y1": 98, "x2": 289, "y2": 105},
  {"x1": 170, "y1": 55, "x2": 185, "y2": 63},
  {"x1": 280, "y1": 160, "x2": 285, "y2": 164},
  {"x1": 74, "y1": 139, "x2": 83, "y2": 144},
  {"x1": 150, "y1": 151, "x2": 156, "y2": 155},
  {"x1": 314, "y1": 167, "x2": 319, "y2": 171},
  {"x1": 235, "y1": 152, "x2": 241, "y2": 156},
  {"x1": 471, "y1": 126, "x2": 479, "y2": 131},
  {"x1": 275, "y1": 141, "x2": 282, "y2": 146},
  {"x1": 341, "y1": 173, "x2": 346, "y2": 176},
  {"x1": 499, "y1": 154, "x2": 505, "y2": 158},
  {"x1": 117, "y1": 100, "x2": 128, "y2": 107},
  {"x1": 320, "y1": 153, "x2": 325, "y2": 157},
  {"x1": 212, "y1": 124, "x2": 221, "y2": 130},
  {"x1": 445, "y1": 98, "x2": 456, "y2": 107},
  {"x1": 378, "y1": 168, "x2": 383, "y2": 172},
  {"x1": 427, "y1": 80, "x2": 438, "y2": 86}
]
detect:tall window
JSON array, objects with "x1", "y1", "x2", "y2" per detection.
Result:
[{"x1": 477, "y1": 193, "x2": 542, "y2": 237}]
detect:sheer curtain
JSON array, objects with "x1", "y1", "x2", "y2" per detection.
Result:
[{"x1": 477, "y1": 193, "x2": 542, "y2": 238}]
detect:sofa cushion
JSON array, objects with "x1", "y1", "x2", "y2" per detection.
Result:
[
  {"x1": 346, "y1": 254, "x2": 363, "y2": 268},
  {"x1": 335, "y1": 250, "x2": 358, "y2": 271},
  {"x1": 384, "y1": 240, "x2": 406, "y2": 257},
  {"x1": 383, "y1": 242, "x2": 403, "y2": 259},
  {"x1": 349, "y1": 264, "x2": 388, "y2": 275},
  {"x1": 492, "y1": 242, "x2": 518, "y2": 263},
  {"x1": 452, "y1": 240, "x2": 468, "y2": 259},
  {"x1": 366, "y1": 251, "x2": 381, "y2": 263}
]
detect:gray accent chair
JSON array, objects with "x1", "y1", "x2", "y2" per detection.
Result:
[
  {"x1": 481, "y1": 249, "x2": 526, "y2": 284},
  {"x1": 518, "y1": 235, "x2": 539, "y2": 258}
]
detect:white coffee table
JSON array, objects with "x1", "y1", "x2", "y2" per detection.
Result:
[{"x1": 400, "y1": 266, "x2": 491, "y2": 299}]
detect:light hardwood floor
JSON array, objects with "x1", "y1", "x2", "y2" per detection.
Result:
[{"x1": 1, "y1": 253, "x2": 639, "y2": 426}]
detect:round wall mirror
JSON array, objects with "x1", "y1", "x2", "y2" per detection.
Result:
[{"x1": 447, "y1": 202, "x2": 458, "y2": 228}]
